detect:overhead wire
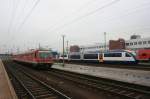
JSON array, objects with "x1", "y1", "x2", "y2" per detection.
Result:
[
  {"x1": 94, "y1": 1, "x2": 150, "y2": 34},
  {"x1": 7, "y1": 0, "x2": 40, "y2": 53},
  {"x1": 97, "y1": 1, "x2": 150, "y2": 25},
  {"x1": 11, "y1": 0, "x2": 31, "y2": 52},
  {"x1": 47, "y1": 0, "x2": 120, "y2": 33},
  {"x1": 90, "y1": 1, "x2": 150, "y2": 38},
  {"x1": 16, "y1": 0, "x2": 41, "y2": 32},
  {"x1": 7, "y1": 0, "x2": 20, "y2": 34},
  {"x1": 44, "y1": 0, "x2": 99, "y2": 32},
  {"x1": 13, "y1": 0, "x2": 29, "y2": 33},
  {"x1": 49, "y1": 0, "x2": 150, "y2": 34},
  {"x1": 7, "y1": 0, "x2": 150, "y2": 52},
  {"x1": 7, "y1": 0, "x2": 28, "y2": 43},
  {"x1": 15, "y1": 0, "x2": 41, "y2": 52},
  {"x1": 6, "y1": 0, "x2": 20, "y2": 53}
]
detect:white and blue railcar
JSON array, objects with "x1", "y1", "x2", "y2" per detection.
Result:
[{"x1": 59, "y1": 50, "x2": 138, "y2": 64}]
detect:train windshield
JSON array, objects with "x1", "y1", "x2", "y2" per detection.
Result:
[
  {"x1": 128, "y1": 51, "x2": 136, "y2": 56},
  {"x1": 125, "y1": 50, "x2": 136, "y2": 56},
  {"x1": 39, "y1": 51, "x2": 52, "y2": 58},
  {"x1": 131, "y1": 52, "x2": 136, "y2": 57}
]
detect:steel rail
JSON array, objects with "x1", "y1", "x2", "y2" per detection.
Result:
[
  {"x1": 61, "y1": 62, "x2": 150, "y2": 71},
  {"x1": 47, "y1": 68, "x2": 150, "y2": 99},
  {"x1": 6, "y1": 64, "x2": 70, "y2": 99},
  {"x1": 6, "y1": 65, "x2": 36, "y2": 99}
]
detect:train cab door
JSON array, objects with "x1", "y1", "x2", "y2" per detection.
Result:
[{"x1": 99, "y1": 53, "x2": 103, "y2": 63}]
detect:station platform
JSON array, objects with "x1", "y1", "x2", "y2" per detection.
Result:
[
  {"x1": 52, "y1": 63, "x2": 150, "y2": 87},
  {"x1": 0, "y1": 59, "x2": 17, "y2": 99}
]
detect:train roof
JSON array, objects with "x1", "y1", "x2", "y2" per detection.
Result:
[
  {"x1": 104, "y1": 50, "x2": 132, "y2": 53},
  {"x1": 13, "y1": 49, "x2": 51, "y2": 55},
  {"x1": 82, "y1": 50, "x2": 134, "y2": 54}
]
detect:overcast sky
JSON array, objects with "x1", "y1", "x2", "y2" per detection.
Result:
[{"x1": 0, "y1": 0, "x2": 150, "y2": 53}]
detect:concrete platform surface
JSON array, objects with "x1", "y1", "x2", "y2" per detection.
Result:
[
  {"x1": 0, "y1": 59, "x2": 17, "y2": 99},
  {"x1": 52, "y1": 63, "x2": 150, "y2": 87}
]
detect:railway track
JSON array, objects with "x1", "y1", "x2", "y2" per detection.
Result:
[
  {"x1": 46, "y1": 68, "x2": 150, "y2": 99},
  {"x1": 6, "y1": 69, "x2": 29, "y2": 99},
  {"x1": 5, "y1": 63, "x2": 70, "y2": 99},
  {"x1": 4, "y1": 61, "x2": 150, "y2": 99}
]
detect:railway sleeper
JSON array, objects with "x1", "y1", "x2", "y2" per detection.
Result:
[
  {"x1": 35, "y1": 94, "x2": 57, "y2": 99},
  {"x1": 50, "y1": 69, "x2": 150, "y2": 99},
  {"x1": 30, "y1": 88, "x2": 49, "y2": 92},
  {"x1": 32, "y1": 91, "x2": 52, "y2": 95}
]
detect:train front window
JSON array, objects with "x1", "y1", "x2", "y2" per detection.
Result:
[
  {"x1": 39, "y1": 52, "x2": 52, "y2": 58},
  {"x1": 125, "y1": 53, "x2": 131, "y2": 57}
]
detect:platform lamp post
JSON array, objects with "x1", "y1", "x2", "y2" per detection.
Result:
[
  {"x1": 62, "y1": 35, "x2": 65, "y2": 66},
  {"x1": 104, "y1": 32, "x2": 107, "y2": 51},
  {"x1": 66, "y1": 40, "x2": 69, "y2": 55}
]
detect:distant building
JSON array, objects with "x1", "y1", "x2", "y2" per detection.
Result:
[
  {"x1": 109, "y1": 38, "x2": 125, "y2": 50},
  {"x1": 70, "y1": 45, "x2": 80, "y2": 52},
  {"x1": 79, "y1": 35, "x2": 150, "y2": 53},
  {"x1": 125, "y1": 37, "x2": 150, "y2": 50}
]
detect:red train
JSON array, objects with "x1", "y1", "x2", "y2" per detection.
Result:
[
  {"x1": 12, "y1": 49, "x2": 53, "y2": 69},
  {"x1": 136, "y1": 49, "x2": 150, "y2": 62}
]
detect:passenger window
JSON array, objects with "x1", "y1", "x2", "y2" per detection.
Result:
[
  {"x1": 104, "y1": 53, "x2": 121, "y2": 57},
  {"x1": 138, "y1": 42, "x2": 142, "y2": 45}
]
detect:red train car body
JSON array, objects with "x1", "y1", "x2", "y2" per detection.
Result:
[
  {"x1": 136, "y1": 49, "x2": 150, "y2": 62},
  {"x1": 12, "y1": 49, "x2": 53, "y2": 69}
]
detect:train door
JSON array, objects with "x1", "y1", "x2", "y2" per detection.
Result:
[{"x1": 99, "y1": 53, "x2": 103, "y2": 62}]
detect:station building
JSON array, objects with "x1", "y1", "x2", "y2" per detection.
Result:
[
  {"x1": 125, "y1": 36, "x2": 150, "y2": 50},
  {"x1": 78, "y1": 35, "x2": 150, "y2": 53},
  {"x1": 109, "y1": 38, "x2": 125, "y2": 50},
  {"x1": 70, "y1": 45, "x2": 80, "y2": 52}
]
